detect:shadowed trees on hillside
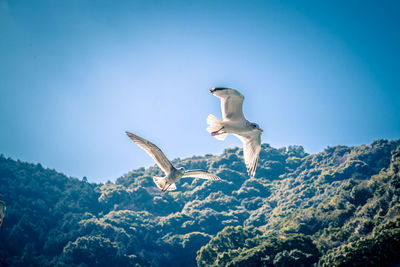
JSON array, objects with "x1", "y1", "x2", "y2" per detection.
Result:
[{"x1": 0, "y1": 140, "x2": 400, "y2": 266}]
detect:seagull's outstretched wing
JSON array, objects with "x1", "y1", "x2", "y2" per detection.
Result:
[
  {"x1": 234, "y1": 131, "x2": 262, "y2": 178},
  {"x1": 126, "y1": 131, "x2": 174, "y2": 175},
  {"x1": 210, "y1": 87, "x2": 245, "y2": 121},
  {"x1": 182, "y1": 170, "x2": 221, "y2": 181}
]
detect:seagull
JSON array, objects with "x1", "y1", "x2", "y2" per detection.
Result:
[
  {"x1": 207, "y1": 87, "x2": 263, "y2": 178},
  {"x1": 126, "y1": 131, "x2": 222, "y2": 192},
  {"x1": 0, "y1": 196, "x2": 5, "y2": 227}
]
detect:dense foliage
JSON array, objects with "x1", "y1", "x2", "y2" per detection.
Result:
[{"x1": 1, "y1": 139, "x2": 400, "y2": 266}]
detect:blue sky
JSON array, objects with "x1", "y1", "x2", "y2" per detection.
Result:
[{"x1": 1, "y1": 0, "x2": 399, "y2": 182}]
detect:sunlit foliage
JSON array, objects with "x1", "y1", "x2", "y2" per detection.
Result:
[{"x1": 0, "y1": 139, "x2": 399, "y2": 266}]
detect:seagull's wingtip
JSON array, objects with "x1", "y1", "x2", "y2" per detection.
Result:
[{"x1": 210, "y1": 87, "x2": 231, "y2": 93}]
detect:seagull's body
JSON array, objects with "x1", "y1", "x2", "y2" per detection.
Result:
[
  {"x1": 207, "y1": 87, "x2": 263, "y2": 178},
  {"x1": 126, "y1": 131, "x2": 221, "y2": 192},
  {"x1": 0, "y1": 200, "x2": 5, "y2": 227}
]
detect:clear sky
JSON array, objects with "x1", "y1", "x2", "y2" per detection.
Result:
[{"x1": 1, "y1": 0, "x2": 399, "y2": 182}]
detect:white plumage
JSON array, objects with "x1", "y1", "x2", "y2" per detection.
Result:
[
  {"x1": 126, "y1": 131, "x2": 221, "y2": 192},
  {"x1": 207, "y1": 87, "x2": 263, "y2": 178}
]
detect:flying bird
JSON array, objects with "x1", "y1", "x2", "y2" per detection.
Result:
[
  {"x1": 126, "y1": 131, "x2": 222, "y2": 192},
  {"x1": 207, "y1": 87, "x2": 263, "y2": 178},
  {"x1": 0, "y1": 196, "x2": 5, "y2": 227}
]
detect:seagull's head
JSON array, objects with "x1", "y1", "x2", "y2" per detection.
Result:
[
  {"x1": 178, "y1": 167, "x2": 185, "y2": 172},
  {"x1": 251, "y1": 123, "x2": 263, "y2": 132}
]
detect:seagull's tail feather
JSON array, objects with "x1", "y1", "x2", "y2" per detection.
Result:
[
  {"x1": 206, "y1": 114, "x2": 228, "y2": 141},
  {"x1": 153, "y1": 177, "x2": 176, "y2": 192}
]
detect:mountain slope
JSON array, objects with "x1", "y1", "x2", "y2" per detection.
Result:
[{"x1": 0, "y1": 139, "x2": 399, "y2": 266}]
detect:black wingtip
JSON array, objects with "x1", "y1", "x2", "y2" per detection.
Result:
[
  {"x1": 125, "y1": 131, "x2": 134, "y2": 138},
  {"x1": 210, "y1": 87, "x2": 231, "y2": 93}
]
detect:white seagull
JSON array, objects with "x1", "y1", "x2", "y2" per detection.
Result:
[
  {"x1": 126, "y1": 131, "x2": 222, "y2": 192},
  {"x1": 207, "y1": 87, "x2": 263, "y2": 178},
  {"x1": 0, "y1": 196, "x2": 5, "y2": 227}
]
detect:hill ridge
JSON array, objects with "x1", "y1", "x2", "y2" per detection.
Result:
[{"x1": 1, "y1": 139, "x2": 399, "y2": 266}]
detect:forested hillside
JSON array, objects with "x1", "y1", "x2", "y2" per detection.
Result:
[{"x1": 1, "y1": 139, "x2": 400, "y2": 266}]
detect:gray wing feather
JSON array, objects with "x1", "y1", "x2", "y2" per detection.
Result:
[
  {"x1": 211, "y1": 88, "x2": 245, "y2": 121},
  {"x1": 182, "y1": 170, "x2": 221, "y2": 181},
  {"x1": 126, "y1": 131, "x2": 174, "y2": 175},
  {"x1": 234, "y1": 131, "x2": 262, "y2": 178}
]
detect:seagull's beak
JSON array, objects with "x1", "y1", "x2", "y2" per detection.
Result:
[{"x1": 260, "y1": 128, "x2": 264, "y2": 132}]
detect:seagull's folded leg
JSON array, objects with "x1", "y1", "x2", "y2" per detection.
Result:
[{"x1": 211, "y1": 127, "x2": 224, "y2": 136}]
